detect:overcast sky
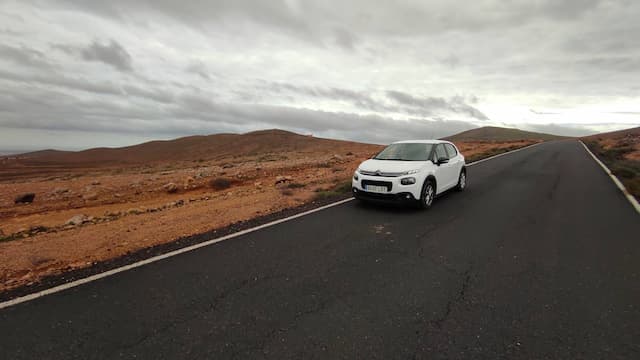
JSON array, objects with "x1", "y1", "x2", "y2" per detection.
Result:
[{"x1": 1, "y1": 0, "x2": 639, "y2": 151}]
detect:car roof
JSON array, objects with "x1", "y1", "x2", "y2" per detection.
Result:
[{"x1": 392, "y1": 139, "x2": 453, "y2": 145}]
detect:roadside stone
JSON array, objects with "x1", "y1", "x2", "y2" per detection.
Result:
[
  {"x1": 14, "y1": 193, "x2": 36, "y2": 204},
  {"x1": 90, "y1": 180, "x2": 101, "y2": 185},
  {"x1": 66, "y1": 214, "x2": 89, "y2": 226},
  {"x1": 163, "y1": 182, "x2": 178, "y2": 193},
  {"x1": 222, "y1": 163, "x2": 234, "y2": 169}
]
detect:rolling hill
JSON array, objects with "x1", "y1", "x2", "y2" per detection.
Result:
[
  {"x1": 9, "y1": 129, "x2": 375, "y2": 166},
  {"x1": 444, "y1": 126, "x2": 565, "y2": 142}
]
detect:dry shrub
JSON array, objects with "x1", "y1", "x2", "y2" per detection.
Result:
[{"x1": 209, "y1": 177, "x2": 234, "y2": 190}]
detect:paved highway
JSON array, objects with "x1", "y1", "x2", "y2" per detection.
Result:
[{"x1": 1, "y1": 140, "x2": 638, "y2": 359}]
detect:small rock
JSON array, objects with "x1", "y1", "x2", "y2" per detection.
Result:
[
  {"x1": 163, "y1": 182, "x2": 178, "y2": 193},
  {"x1": 14, "y1": 193, "x2": 36, "y2": 204},
  {"x1": 66, "y1": 214, "x2": 89, "y2": 226},
  {"x1": 90, "y1": 180, "x2": 101, "y2": 185},
  {"x1": 52, "y1": 187, "x2": 70, "y2": 195},
  {"x1": 222, "y1": 163, "x2": 234, "y2": 169},
  {"x1": 83, "y1": 192, "x2": 98, "y2": 201},
  {"x1": 127, "y1": 208, "x2": 142, "y2": 215},
  {"x1": 275, "y1": 176, "x2": 293, "y2": 185}
]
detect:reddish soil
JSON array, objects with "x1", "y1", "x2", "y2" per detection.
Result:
[{"x1": 582, "y1": 126, "x2": 640, "y2": 161}]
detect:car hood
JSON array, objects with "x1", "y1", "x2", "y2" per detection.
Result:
[{"x1": 358, "y1": 159, "x2": 430, "y2": 173}]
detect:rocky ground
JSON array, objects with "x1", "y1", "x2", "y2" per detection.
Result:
[{"x1": 0, "y1": 140, "x2": 538, "y2": 292}]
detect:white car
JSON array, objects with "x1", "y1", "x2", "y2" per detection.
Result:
[{"x1": 352, "y1": 140, "x2": 466, "y2": 208}]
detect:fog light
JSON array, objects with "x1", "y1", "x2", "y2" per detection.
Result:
[
  {"x1": 353, "y1": 188, "x2": 358, "y2": 193},
  {"x1": 401, "y1": 177, "x2": 416, "y2": 185}
]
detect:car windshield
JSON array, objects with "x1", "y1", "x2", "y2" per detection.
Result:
[{"x1": 373, "y1": 143, "x2": 434, "y2": 161}]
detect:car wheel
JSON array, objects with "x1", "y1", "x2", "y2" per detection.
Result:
[
  {"x1": 456, "y1": 169, "x2": 466, "y2": 191},
  {"x1": 419, "y1": 180, "x2": 435, "y2": 209}
]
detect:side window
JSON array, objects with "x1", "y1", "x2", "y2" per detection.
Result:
[
  {"x1": 435, "y1": 144, "x2": 448, "y2": 160},
  {"x1": 445, "y1": 144, "x2": 457, "y2": 158}
]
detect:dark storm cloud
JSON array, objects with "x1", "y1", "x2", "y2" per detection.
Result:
[
  {"x1": 80, "y1": 40, "x2": 133, "y2": 72},
  {"x1": 386, "y1": 91, "x2": 489, "y2": 121}
]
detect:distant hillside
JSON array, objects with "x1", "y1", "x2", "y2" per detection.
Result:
[
  {"x1": 444, "y1": 126, "x2": 565, "y2": 142},
  {"x1": 581, "y1": 126, "x2": 640, "y2": 140},
  {"x1": 12, "y1": 129, "x2": 374, "y2": 166}
]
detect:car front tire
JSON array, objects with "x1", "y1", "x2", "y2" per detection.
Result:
[
  {"x1": 419, "y1": 180, "x2": 435, "y2": 209},
  {"x1": 456, "y1": 169, "x2": 466, "y2": 191}
]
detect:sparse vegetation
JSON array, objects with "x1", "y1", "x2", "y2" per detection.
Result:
[
  {"x1": 312, "y1": 180, "x2": 353, "y2": 201},
  {"x1": 280, "y1": 189, "x2": 294, "y2": 196},
  {"x1": 465, "y1": 145, "x2": 524, "y2": 163},
  {"x1": 209, "y1": 177, "x2": 235, "y2": 190},
  {"x1": 286, "y1": 182, "x2": 306, "y2": 189},
  {"x1": 585, "y1": 140, "x2": 640, "y2": 200}
]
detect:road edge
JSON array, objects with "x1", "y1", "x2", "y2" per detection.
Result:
[
  {"x1": 579, "y1": 140, "x2": 640, "y2": 214},
  {"x1": 0, "y1": 141, "x2": 544, "y2": 310}
]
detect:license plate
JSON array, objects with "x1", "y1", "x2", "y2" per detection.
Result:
[{"x1": 366, "y1": 185, "x2": 388, "y2": 193}]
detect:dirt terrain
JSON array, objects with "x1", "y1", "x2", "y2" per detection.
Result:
[
  {"x1": 0, "y1": 128, "x2": 545, "y2": 292},
  {"x1": 582, "y1": 126, "x2": 640, "y2": 199}
]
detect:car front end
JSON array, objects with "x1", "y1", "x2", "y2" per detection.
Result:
[{"x1": 351, "y1": 166, "x2": 425, "y2": 203}]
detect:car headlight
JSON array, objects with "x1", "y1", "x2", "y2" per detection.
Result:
[
  {"x1": 401, "y1": 177, "x2": 416, "y2": 185},
  {"x1": 403, "y1": 169, "x2": 420, "y2": 175},
  {"x1": 353, "y1": 172, "x2": 359, "y2": 181}
]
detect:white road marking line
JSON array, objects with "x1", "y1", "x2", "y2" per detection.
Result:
[
  {"x1": 0, "y1": 141, "x2": 545, "y2": 310},
  {"x1": 580, "y1": 141, "x2": 640, "y2": 214},
  {"x1": 0, "y1": 198, "x2": 354, "y2": 310}
]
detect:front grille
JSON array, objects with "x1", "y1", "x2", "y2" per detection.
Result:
[
  {"x1": 361, "y1": 180, "x2": 393, "y2": 191},
  {"x1": 359, "y1": 170, "x2": 403, "y2": 177}
]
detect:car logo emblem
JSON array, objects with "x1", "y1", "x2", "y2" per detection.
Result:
[{"x1": 375, "y1": 170, "x2": 382, "y2": 176}]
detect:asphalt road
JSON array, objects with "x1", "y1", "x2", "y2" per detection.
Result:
[{"x1": 1, "y1": 140, "x2": 639, "y2": 359}]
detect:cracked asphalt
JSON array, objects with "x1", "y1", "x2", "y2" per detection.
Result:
[{"x1": 1, "y1": 140, "x2": 639, "y2": 359}]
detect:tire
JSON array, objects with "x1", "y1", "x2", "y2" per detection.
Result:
[
  {"x1": 419, "y1": 179, "x2": 436, "y2": 209},
  {"x1": 455, "y1": 169, "x2": 467, "y2": 191}
]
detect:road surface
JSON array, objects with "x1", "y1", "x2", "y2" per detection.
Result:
[{"x1": 1, "y1": 140, "x2": 639, "y2": 359}]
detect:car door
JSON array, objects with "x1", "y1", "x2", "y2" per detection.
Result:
[
  {"x1": 433, "y1": 144, "x2": 456, "y2": 192},
  {"x1": 444, "y1": 143, "x2": 463, "y2": 181}
]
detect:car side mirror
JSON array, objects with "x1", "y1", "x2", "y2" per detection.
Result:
[{"x1": 436, "y1": 157, "x2": 449, "y2": 165}]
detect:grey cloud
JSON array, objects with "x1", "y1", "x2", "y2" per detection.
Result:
[
  {"x1": 386, "y1": 91, "x2": 489, "y2": 121},
  {"x1": 265, "y1": 82, "x2": 393, "y2": 113},
  {"x1": 0, "y1": 69, "x2": 175, "y2": 103},
  {"x1": 0, "y1": 82, "x2": 478, "y2": 144},
  {"x1": 185, "y1": 61, "x2": 211, "y2": 80},
  {"x1": 333, "y1": 28, "x2": 358, "y2": 50},
  {"x1": 0, "y1": 44, "x2": 53, "y2": 69},
  {"x1": 81, "y1": 40, "x2": 133, "y2": 72}
]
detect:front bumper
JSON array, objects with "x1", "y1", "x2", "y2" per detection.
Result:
[
  {"x1": 351, "y1": 173, "x2": 422, "y2": 202},
  {"x1": 352, "y1": 187, "x2": 418, "y2": 202}
]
